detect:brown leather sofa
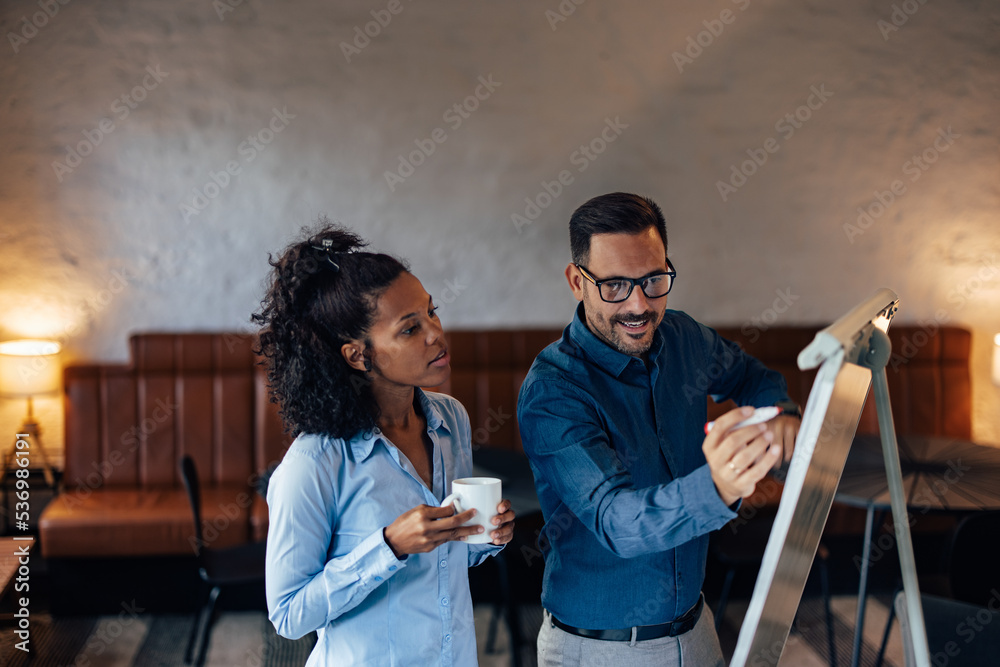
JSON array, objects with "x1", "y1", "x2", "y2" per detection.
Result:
[
  {"x1": 39, "y1": 324, "x2": 971, "y2": 560},
  {"x1": 40, "y1": 333, "x2": 291, "y2": 560}
]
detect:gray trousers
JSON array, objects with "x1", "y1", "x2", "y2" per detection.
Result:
[{"x1": 537, "y1": 595, "x2": 726, "y2": 667}]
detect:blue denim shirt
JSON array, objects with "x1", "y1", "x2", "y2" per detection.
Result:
[
  {"x1": 265, "y1": 389, "x2": 501, "y2": 666},
  {"x1": 517, "y1": 305, "x2": 789, "y2": 629}
]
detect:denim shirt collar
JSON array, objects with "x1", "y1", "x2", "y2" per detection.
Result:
[
  {"x1": 349, "y1": 388, "x2": 449, "y2": 460},
  {"x1": 569, "y1": 303, "x2": 664, "y2": 378}
]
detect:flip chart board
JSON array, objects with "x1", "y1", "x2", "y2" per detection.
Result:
[{"x1": 729, "y1": 289, "x2": 901, "y2": 667}]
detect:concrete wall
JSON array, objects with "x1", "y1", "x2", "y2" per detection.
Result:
[{"x1": 1, "y1": 0, "x2": 998, "y2": 460}]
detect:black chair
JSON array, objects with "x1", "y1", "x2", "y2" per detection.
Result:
[
  {"x1": 894, "y1": 592, "x2": 1000, "y2": 667},
  {"x1": 945, "y1": 511, "x2": 1000, "y2": 607},
  {"x1": 709, "y1": 505, "x2": 837, "y2": 666},
  {"x1": 180, "y1": 455, "x2": 267, "y2": 667},
  {"x1": 876, "y1": 511, "x2": 1000, "y2": 666}
]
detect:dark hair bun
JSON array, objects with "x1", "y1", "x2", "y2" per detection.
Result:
[{"x1": 311, "y1": 227, "x2": 367, "y2": 254}]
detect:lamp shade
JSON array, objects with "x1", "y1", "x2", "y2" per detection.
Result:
[
  {"x1": 0, "y1": 339, "x2": 62, "y2": 398},
  {"x1": 993, "y1": 333, "x2": 1000, "y2": 387}
]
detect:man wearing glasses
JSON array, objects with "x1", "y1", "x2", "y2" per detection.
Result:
[{"x1": 517, "y1": 192, "x2": 800, "y2": 666}]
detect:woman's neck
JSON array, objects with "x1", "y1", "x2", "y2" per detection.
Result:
[{"x1": 373, "y1": 382, "x2": 419, "y2": 431}]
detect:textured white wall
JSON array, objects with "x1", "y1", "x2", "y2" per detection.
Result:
[{"x1": 1, "y1": 0, "x2": 999, "y2": 460}]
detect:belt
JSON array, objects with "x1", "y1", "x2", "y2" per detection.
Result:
[{"x1": 549, "y1": 595, "x2": 703, "y2": 642}]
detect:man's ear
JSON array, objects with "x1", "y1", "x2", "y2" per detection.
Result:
[
  {"x1": 565, "y1": 263, "x2": 585, "y2": 302},
  {"x1": 341, "y1": 341, "x2": 368, "y2": 372}
]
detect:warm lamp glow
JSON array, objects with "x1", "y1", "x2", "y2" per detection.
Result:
[
  {"x1": 993, "y1": 333, "x2": 1000, "y2": 387},
  {"x1": 0, "y1": 339, "x2": 62, "y2": 398},
  {"x1": 0, "y1": 339, "x2": 61, "y2": 487}
]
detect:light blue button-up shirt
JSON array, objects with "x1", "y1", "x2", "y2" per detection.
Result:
[{"x1": 265, "y1": 390, "x2": 501, "y2": 666}]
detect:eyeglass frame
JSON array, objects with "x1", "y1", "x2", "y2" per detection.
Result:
[{"x1": 573, "y1": 259, "x2": 677, "y2": 303}]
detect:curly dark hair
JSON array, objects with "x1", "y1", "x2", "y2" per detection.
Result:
[{"x1": 252, "y1": 219, "x2": 408, "y2": 439}]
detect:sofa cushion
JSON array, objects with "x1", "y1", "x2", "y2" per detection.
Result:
[{"x1": 40, "y1": 485, "x2": 254, "y2": 558}]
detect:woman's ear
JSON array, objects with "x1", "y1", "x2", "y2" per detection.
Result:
[{"x1": 341, "y1": 341, "x2": 369, "y2": 372}]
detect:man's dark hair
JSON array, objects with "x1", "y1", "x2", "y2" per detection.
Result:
[
  {"x1": 569, "y1": 192, "x2": 668, "y2": 265},
  {"x1": 252, "y1": 219, "x2": 408, "y2": 439}
]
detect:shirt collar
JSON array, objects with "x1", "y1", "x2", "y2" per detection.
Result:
[
  {"x1": 569, "y1": 303, "x2": 661, "y2": 377},
  {"x1": 348, "y1": 388, "x2": 449, "y2": 460}
]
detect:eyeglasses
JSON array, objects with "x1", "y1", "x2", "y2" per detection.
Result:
[{"x1": 574, "y1": 260, "x2": 676, "y2": 303}]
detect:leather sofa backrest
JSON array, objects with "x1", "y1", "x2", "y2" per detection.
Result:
[
  {"x1": 434, "y1": 324, "x2": 973, "y2": 451},
  {"x1": 62, "y1": 325, "x2": 971, "y2": 488},
  {"x1": 431, "y1": 329, "x2": 565, "y2": 452},
  {"x1": 63, "y1": 332, "x2": 290, "y2": 489},
  {"x1": 712, "y1": 325, "x2": 972, "y2": 440}
]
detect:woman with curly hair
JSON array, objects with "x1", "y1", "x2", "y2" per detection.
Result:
[{"x1": 255, "y1": 222, "x2": 515, "y2": 666}]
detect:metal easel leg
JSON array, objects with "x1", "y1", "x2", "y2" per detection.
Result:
[{"x1": 863, "y1": 328, "x2": 931, "y2": 667}]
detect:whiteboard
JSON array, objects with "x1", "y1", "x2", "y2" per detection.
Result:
[{"x1": 729, "y1": 289, "x2": 898, "y2": 667}]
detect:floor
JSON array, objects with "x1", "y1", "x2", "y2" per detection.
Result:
[
  {"x1": 1, "y1": 530, "x2": 926, "y2": 666},
  {"x1": 35, "y1": 594, "x2": 907, "y2": 666}
]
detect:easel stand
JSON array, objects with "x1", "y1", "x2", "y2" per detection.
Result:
[
  {"x1": 729, "y1": 289, "x2": 928, "y2": 667},
  {"x1": 854, "y1": 328, "x2": 930, "y2": 667}
]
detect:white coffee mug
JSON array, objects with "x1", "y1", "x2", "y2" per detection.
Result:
[{"x1": 440, "y1": 477, "x2": 502, "y2": 544}]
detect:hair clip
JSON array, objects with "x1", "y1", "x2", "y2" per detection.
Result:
[{"x1": 311, "y1": 239, "x2": 341, "y2": 272}]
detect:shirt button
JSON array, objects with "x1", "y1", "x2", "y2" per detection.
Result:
[
  {"x1": 388, "y1": 565, "x2": 397, "y2": 571},
  {"x1": 439, "y1": 559, "x2": 447, "y2": 568},
  {"x1": 374, "y1": 576, "x2": 383, "y2": 582},
  {"x1": 445, "y1": 634, "x2": 452, "y2": 643},
  {"x1": 441, "y1": 597, "x2": 449, "y2": 606}
]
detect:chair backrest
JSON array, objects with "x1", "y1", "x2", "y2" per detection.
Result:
[
  {"x1": 947, "y1": 511, "x2": 1000, "y2": 607},
  {"x1": 896, "y1": 591, "x2": 1000, "y2": 667},
  {"x1": 180, "y1": 455, "x2": 203, "y2": 557}
]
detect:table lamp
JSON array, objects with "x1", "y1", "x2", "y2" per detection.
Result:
[{"x1": 0, "y1": 339, "x2": 61, "y2": 487}]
